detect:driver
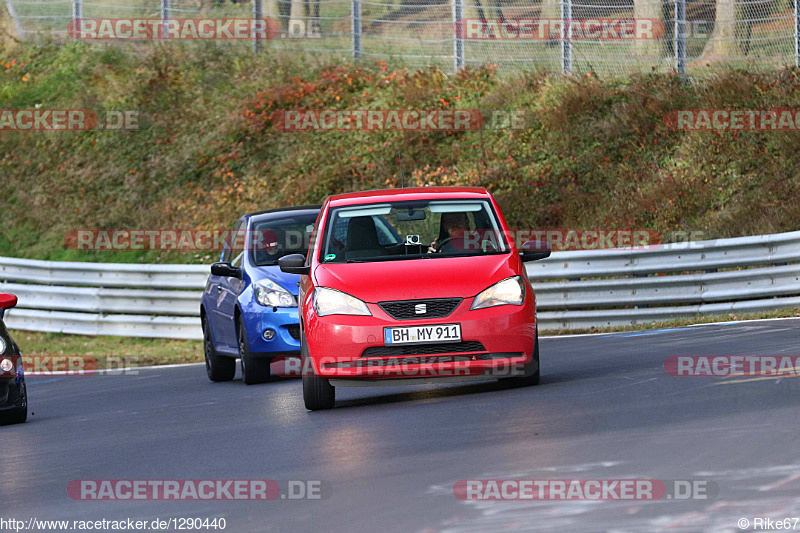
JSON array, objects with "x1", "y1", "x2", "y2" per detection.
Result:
[{"x1": 428, "y1": 212, "x2": 470, "y2": 254}]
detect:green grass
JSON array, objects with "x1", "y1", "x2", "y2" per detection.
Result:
[
  {"x1": 9, "y1": 329, "x2": 203, "y2": 368},
  {"x1": 542, "y1": 307, "x2": 800, "y2": 336}
]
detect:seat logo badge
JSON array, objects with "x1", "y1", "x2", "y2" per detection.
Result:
[{"x1": 415, "y1": 304, "x2": 427, "y2": 315}]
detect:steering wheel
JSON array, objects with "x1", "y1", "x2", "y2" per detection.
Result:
[{"x1": 434, "y1": 237, "x2": 452, "y2": 253}]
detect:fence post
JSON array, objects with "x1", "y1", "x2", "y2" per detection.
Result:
[
  {"x1": 161, "y1": 0, "x2": 170, "y2": 39},
  {"x1": 795, "y1": 0, "x2": 799, "y2": 68},
  {"x1": 560, "y1": 0, "x2": 571, "y2": 73},
  {"x1": 253, "y1": 0, "x2": 263, "y2": 54},
  {"x1": 4, "y1": 1, "x2": 25, "y2": 37},
  {"x1": 72, "y1": 0, "x2": 81, "y2": 20},
  {"x1": 452, "y1": 0, "x2": 465, "y2": 72},
  {"x1": 352, "y1": 0, "x2": 362, "y2": 60},
  {"x1": 674, "y1": 0, "x2": 687, "y2": 77}
]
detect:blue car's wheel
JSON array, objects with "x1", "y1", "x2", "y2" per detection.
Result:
[
  {"x1": 203, "y1": 315, "x2": 235, "y2": 382},
  {"x1": 239, "y1": 321, "x2": 269, "y2": 385}
]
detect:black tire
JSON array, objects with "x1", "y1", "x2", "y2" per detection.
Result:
[
  {"x1": 203, "y1": 315, "x2": 236, "y2": 382},
  {"x1": 0, "y1": 381, "x2": 27, "y2": 425},
  {"x1": 301, "y1": 334, "x2": 335, "y2": 410},
  {"x1": 239, "y1": 319, "x2": 270, "y2": 385},
  {"x1": 502, "y1": 332, "x2": 540, "y2": 386}
]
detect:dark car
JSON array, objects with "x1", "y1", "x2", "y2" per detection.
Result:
[
  {"x1": 0, "y1": 293, "x2": 27, "y2": 425},
  {"x1": 201, "y1": 206, "x2": 322, "y2": 384}
]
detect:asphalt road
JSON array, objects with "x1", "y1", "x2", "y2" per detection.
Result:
[{"x1": 4, "y1": 318, "x2": 800, "y2": 532}]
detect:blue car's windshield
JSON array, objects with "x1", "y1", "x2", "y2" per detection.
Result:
[{"x1": 250, "y1": 213, "x2": 319, "y2": 266}]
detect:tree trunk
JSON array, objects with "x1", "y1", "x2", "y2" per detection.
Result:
[
  {"x1": 633, "y1": 0, "x2": 663, "y2": 58},
  {"x1": 700, "y1": 0, "x2": 741, "y2": 59}
]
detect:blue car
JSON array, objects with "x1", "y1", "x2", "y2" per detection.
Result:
[{"x1": 201, "y1": 205, "x2": 321, "y2": 384}]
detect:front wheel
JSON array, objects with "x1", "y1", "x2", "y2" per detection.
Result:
[
  {"x1": 502, "y1": 332, "x2": 540, "y2": 386},
  {"x1": 204, "y1": 316, "x2": 235, "y2": 382},
  {"x1": 239, "y1": 320, "x2": 270, "y2": 385},
  {"x1": 301, "y1": 334, "x2": 335, "y2": 410},
  {"x1": 0, "y1": 381, "x2": 27, "y2": 425}
]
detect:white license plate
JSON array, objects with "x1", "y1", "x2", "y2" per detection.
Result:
[{"x1": 384, "y1": 324, "x2": 461, "y2": 345}]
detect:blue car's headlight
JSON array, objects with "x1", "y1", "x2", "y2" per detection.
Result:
[{"x1": 254, "y1": 279, "x2": 296, "y2": 307}]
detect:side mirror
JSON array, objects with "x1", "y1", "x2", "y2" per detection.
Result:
[
  {"x1": 279, "y1": 254, "x2": 311, "y2": 275},
  {"x1": 520, "y1": 240, "x2": 551, "y2": 262},
  {"x1": 210, "y1": 262, "x2": 242, "y2": 279},
  {"x1": 0, "y1": 293, "x2": 17, "y2": 320}
]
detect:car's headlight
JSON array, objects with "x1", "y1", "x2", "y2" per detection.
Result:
[
  {"x1": 254, "y1": 279, "x2": 296, "y2": 307},
  {"x1": 471, "y1": 276, "x2": 525, "y2": 310},
  {"x1": 0, "y1": 358, "x2": 12, "y2": 373},
  {"x1": 313, "y1": 287, "x2": 371, "y2": 317},
  {"x1": 0, "y1": 337, "x2": 5, "y2": 354}
]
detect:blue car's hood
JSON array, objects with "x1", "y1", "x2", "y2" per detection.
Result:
[{"x1": 249, "y1": 265, "x2": 299, "y2": 295}]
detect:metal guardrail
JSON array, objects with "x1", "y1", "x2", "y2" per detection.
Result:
[
  {"x1": 532, "y1": 231, "x2": 800, "y2": 330},
  {"x1": 0, "y1": 230, "x2": 798, "y2": 338},
  {"x1": 0, "y1": 257, "x2": 207, "y2": 340}
]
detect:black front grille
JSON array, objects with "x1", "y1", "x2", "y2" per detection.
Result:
[
  {"x1": 378, "y1": 298, "x2": 462, "y2": 320},
  {"x1": 362, "y1": 341, "x2": 486, "y2": 357},
  {"x1": 287, "y1": 325, "x2": 301, "y2": 341}
]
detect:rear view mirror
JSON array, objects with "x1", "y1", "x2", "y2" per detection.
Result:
[
  {"x1": 520, "y1": 240, "x2": 551, "y2": 262},
  {"x1": 279, "y1": 254, "x2": 311, "y2": 275},
  {"x1": 397, "y1": 209, "x2": 426, "y2": 222},
  {"x1": 210, "y1": 262, "x2": 242, "y2": 278}
]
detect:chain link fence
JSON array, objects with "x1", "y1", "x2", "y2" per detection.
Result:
[{"x1": 3, "y1": 0, "x2": 799, "y2": 75}]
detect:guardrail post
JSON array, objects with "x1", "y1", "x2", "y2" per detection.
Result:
[
  {"x1": 560, "y1": 0, "x2": 572, "y2": 73},
  {"x1": 452, "y1": 0, "x2": 465, "y2": 72},
  {"x1": 4, "y1": 1, "x2": 25, "y2": 37},
  {"x1": 352, "y1": 0, "x2": 362, "y2": 61},
  {"x1": 161, "y1": 0, "x2": 171, "y2": 39},
  {"x1": 674, "y1": 0, "x2": 687, "y2": 77},
  {"x1": 253, "y1": 0, "x2": 263, "y2": 54}
]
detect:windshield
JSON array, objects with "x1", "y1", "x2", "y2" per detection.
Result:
[
  {"x1": 249, "y1": 212, "x2": 319, "y2": 266},
  {"x1": 319, "y1": 199, "x2": 509, "y2": 264}
]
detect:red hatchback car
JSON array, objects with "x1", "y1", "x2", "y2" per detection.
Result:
[{"x1": 279, "y1": 187, "x2": 550, "y2": 410}]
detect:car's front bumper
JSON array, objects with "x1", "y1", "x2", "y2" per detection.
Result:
[{"x1": 304, "y1": 295, "x2": 536, "y2": 379}]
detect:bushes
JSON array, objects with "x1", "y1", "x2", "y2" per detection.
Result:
[{"x1": 1, "y1": 39, "x2": 798, "y2": 263}]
